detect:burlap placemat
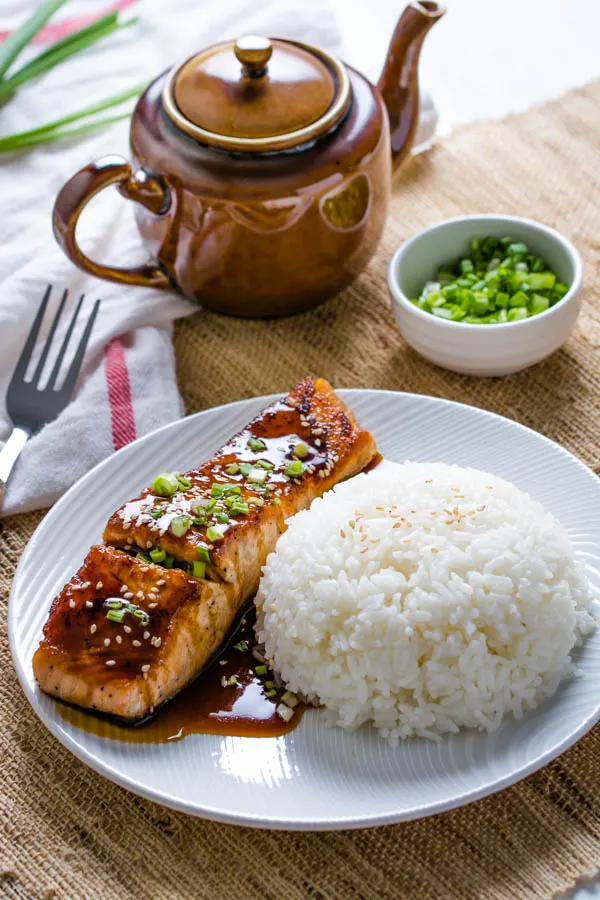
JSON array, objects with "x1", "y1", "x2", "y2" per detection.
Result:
[{"x1": 2, "y1": 81, "x2": 600, "y2": 900}]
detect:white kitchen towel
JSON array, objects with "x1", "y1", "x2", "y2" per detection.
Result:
[{"x1": 0, "y1": 0, "x2": 436, "y2": 517}]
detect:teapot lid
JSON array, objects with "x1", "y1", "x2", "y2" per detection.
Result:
[{"x1": 161, "y1": 36, "x2": 351, "y2": 153}]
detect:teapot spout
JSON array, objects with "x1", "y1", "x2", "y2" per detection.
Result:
[{"x1": 378, "y1": 1, "x2": 445, "y2": 173}]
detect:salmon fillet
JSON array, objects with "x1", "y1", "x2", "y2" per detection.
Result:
[
  {"x1": 33, "y1": 545, "x2": 234, "y2": 720},
  {"x1": 33, "y1": 378, "x2": 377, "y2": 721},
  {"x1": 103, "y1": 377, "x2": 377, "y2": 601}
]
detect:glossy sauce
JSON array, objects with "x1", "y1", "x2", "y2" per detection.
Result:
[{"x1": 58, "y1": 610, "x2": 304, "y2": 742}]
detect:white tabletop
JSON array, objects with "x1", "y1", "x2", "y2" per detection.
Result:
[{"x1": 331, "y1": 0, "x2": 600, "y2": 132}]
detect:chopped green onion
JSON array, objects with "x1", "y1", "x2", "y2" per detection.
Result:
[
  {"x1": 524, "y1": 272, "x2": 556, "y2": 291},
  {"x1": 170, "y1": 515, "x2": 191, "y2": 537},
  {"x1": 226, "y1": 463, "x2": 240, "y2": 475},
  {"x1": 248, "y1": 468, "x2": 268, "y2": 484},
  {"x1": 272, "y1": 497, "x2": 281, "y2": 506},
  {"x1": 133, "y1": 609, "x2": 150, "y2": 626},
  {"x1": 177, "y1": 475, "x2": 192, "y2": 490},
  {"x1": 193, "y1": 516, "x2": 207, "y2": 526},
  {"x1": 255, "y1": 459, "x2": 274, "y2": 469},
  {"x1": 507, "y1": 242, "x2": 529, "y2": 255},
  {"x1": 248, "y1": 497, "x2": 264, "y2": 507},
  {"x1": 276, "y1": 703, "x2": 294, "y2": 722},
  {"x1": 137, "y1": 552, "x2": 152, "y2": 563},
  {"x1": 151, "y1": 472, "x2": 180, "y2": 496},
  {"x1": 284, "y1": 459, "x2": 304, "y2": 478},
  {"x1": 281, "y1": 691, "x2": 299, "y2": 708},
  {"x1": 507, "y1": 307, "x2": 528, "y2": 321},
  {"x1": 264, "y1": 680, "x2": 276, "y2": 690},
  {"x1": 163, "y1": 554, "x2": 174, "y2": 569},
  {"x1": 509, "y1": 290, "x2": 529, "y2": 308},
  {"x1": 293, "y1": 442, "x2": 309, "y2": 459},
  {"x1": 197, "y1": 546, "x2": 212, "y2": 563},
  {"x1": 150, "y1": 548, "x2": 167, "y2": 563},
  {"x1": 239, "y1": 463, "x2": 253, "y2": 477},
  {"x1": 215, "y1": 511, "x2": 230, "y2": 524},
  {"x1": 206, "y1": 526, "x2": 224, "y2": 543},
  {"x1": 255, "y1": 664, "x2": 268, "y2": 676},
  {"x1": 247, "y1": 437, "x2": 267, "y2": 452},
  {"x1": 410, "y1": 236, "x2": 565, "y2": 325},
  {"x1": 264, "y1": 689, "x2": 277, "y2": 698},
  {"x1": 150, "y1": 508, "x2": 164, "y2": 519},
  {"x1": 106, "y1": 609, "x2": 126, "y2": 623},
  {"x1": 233, "y1": 640, "x2": 249, "y2": 652},
  {"x1": 530, "y1": 293, "x2": 550, "y2": 315},
  {"x1": 106, "y1": 599, "x2": 123, "y2": 609},
  {"x1": 229, "y1": 502, "x2": 249, "y2": 516},
  {"x1": 190, "y1": 560, "x2": 206, "y2": 578}
]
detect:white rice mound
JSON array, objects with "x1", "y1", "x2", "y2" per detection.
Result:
[{"x1": 256, "y1": 462, "x2": 595, "y2": 742}]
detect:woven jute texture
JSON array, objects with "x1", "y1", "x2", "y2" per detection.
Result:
[{"x1": 2, "y1": 81, "x2": 600, "y2": 900}]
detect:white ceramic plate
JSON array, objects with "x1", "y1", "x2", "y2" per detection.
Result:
[{"x1": 9, "y1": 390, "x2": 600, "y2": 830}]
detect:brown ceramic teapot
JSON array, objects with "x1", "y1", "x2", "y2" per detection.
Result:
[{"x1": 53, "y1": 1, "x2": 444, "y2": 317}]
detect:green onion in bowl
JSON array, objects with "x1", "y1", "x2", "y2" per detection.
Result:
[{"x1": 412, "y1": 236, "x2": 569, "y2": 325}]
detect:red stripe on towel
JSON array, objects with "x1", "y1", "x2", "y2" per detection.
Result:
[
  {"x1": 104, "y1": 337, "x2": 136, "y2": 450},
  {"x1": 0, "y1": 0, "x2": 138, "y2": 43}
]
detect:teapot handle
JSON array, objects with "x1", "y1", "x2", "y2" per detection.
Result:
[{"x1": 52, "y1": 155, "x2": 172, "y2": 290}]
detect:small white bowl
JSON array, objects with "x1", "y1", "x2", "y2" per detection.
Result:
[{"x1": 388, "y1": 215, "x2": 583, "y2": 376}]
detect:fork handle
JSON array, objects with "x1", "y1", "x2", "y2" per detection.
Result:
[
  {"x1": 0, "y1": 427, "x2": 29, "y2": 507},
  {"x1": 52, "y1": 155, "x2": 173, "y2": 290}
]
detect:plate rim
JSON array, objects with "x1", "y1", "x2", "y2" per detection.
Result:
[{"x1": 8, "y1": 388, "x2": 600, "y2": 831}]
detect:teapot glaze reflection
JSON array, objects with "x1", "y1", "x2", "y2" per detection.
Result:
[{"x1": 53, "y1": 1, "x2": 445, "y2": 317}]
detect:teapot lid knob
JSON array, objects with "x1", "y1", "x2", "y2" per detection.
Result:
[{"x1": 234, "y1": 35, "x2": 273, "y2": 76}]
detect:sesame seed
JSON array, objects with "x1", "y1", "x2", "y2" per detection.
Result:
[
  {"x1": 143, "y1": 672, "x2": 149, "y2": 680},
  {"x1": 124, "y1": 592, "x2": 134, "y2": 600},
  {"x1": 122, "y1": 522, "x2": 131, "y2": 531},
  {"x1": 219, "y1": 659, "x2": 227, "y2": 665},
  {"x1": 90, "y1": 624, "x2": 97, "y2": 634},
  {"x1": 157, "y1": 579, "x2": 165, "y2": 586},
  {"x1": 146, "y1": 541, "x2": 152, "y2": 549},
  {"x1": 124, "y1": 625, "x2": 131, "y2": 633},
  {"x1": 148, "y1": 593, "x2": 157, "y2": 600},
  {"x1": 140, "y1": 566, "x2": 149, "y2": 572},
  {"x1": 116, "y1": 635, "x2": 122, "y2": 644},
  {"x1": 143, "y1": 631, "x2": 150, "y2": 640},
  {"x1": 120, "y1": 585, "x2": 128, "y2": 594},
  {"x1": 86, "y1": 601, "x2": 93, "y2": 608},
  {"x1": 104, "y1": 638, "x2": 110, "y2": 647},
  {"x1": 314, "y1": 438, "x2": 322, "y2": 447},
  {"x1": 149, "y1": 603, "x2": 158, "y2": 609},
  {"x1": 96, "y1": 582, "x2": 103, "y2": 590},
  {"x1": 69, "y1": 599, "x2": 76, "y2": 608},
  {"x1": 132, "y1": 640, "x2": 141, "y2": 647},
  {"x1": 106, "y1": 660, "x2": 116, "y2": 666},
  {"x1": 124, "y1": 544, "x2": 132, "y2": 550},
  {"x1": 141, "y1": 664, "x2": 150, "y2": 672},
  {"x1": 71, "y1": 584, "x2": 82, "y2": 591}
]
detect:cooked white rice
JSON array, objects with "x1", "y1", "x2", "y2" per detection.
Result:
[{"x1": 256, "y1": 462, "x2": 595, "y2": 742}]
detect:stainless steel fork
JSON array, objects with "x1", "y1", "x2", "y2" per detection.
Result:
[{"x1": 0, "y1": 285, "x2": 100, "y2": 507}]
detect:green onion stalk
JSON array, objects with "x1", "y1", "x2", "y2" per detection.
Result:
[{"x1": 0, "y1": 0, "x2": 143, "y2": 152}]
